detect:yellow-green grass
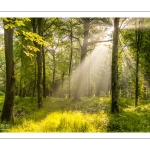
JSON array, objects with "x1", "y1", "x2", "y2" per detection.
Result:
[
  {"x1": 1, "y1": 96, "x2": 150, "y2": 132},
  {"x1": 7, "y1": 97, "x2": 110, "y2": 132},
  {"x1": 8, "y1": 111, "x2": 108, "y2": 132}
]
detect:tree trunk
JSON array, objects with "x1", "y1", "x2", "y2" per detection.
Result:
[
  {"x1": 19, "y1": 48, "x2": 24, "y2": 98},
  {"x1": 87, "y1": 53, "x2": 91, "y2": 97},
  {"x1": 1, "y1": 18, "x2": 15, "y2": 123},
  {"x1": 52, "y1": 50, "x2": 56, "y2": 97},
  {"x1": 32, "y1": 57, "x2": 37, "y2": 98},
  {"x1": 73, "y1": 18, "x2": 90, "y2": 102},
  {"x1": 111, "y1": 18, "x2": 120, "y2": 113},
  {"x1": 42, "y1": 45, "x2": 46, "y2": 98},
  {"x1": 32, "y1": 18, "x2": 43, "y2": 108},
  {"x1": 135, "y1": 20, "x2": 142, "y2": 107},
  {"x1": 61, "y1": 73, "x2": 65, "y2": 98},
  {"x1": 37, "y1": 18, "x2": 43, "y2": 108},
  {"x1": 69, "y1": 20, "x2": 73, "y2": 98}
]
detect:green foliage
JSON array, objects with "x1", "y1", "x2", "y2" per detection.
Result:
[
  {"x1": 119, "y1": 19, "x2": 150, "y2": 99},
  {"x1": 0, "y1": 96, "x2": 4, "y2": 113},
  {"x1": 0, "y1": 123, "x2": 10, "y2": 132},
  {"x1": 22, "y1": 31, "x2": 49, "y2": 46},
  {"x1": 107, "y1": 98, "x2": 150, "y2": 132},
  {"x1": 0, "y1": 91, "x2": 4, "y2": 96},
  {"x1": 3, "y1": 18, "x2": 30, "y2": 29}
]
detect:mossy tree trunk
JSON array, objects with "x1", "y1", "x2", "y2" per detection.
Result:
[
  {"x1": 111, "y1": 18, "x2": 120, "y2": 113},
  {"x1": 1, "y1": 18, "x2": 15, "y2": 123}
]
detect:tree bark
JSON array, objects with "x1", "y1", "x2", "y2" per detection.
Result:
[
  {"x1": 19, "y1": 48, "x2": 25, "y2": 98},
  {"x1": 1, "y1": 18, "x2": 15, "y2": 123},
  {"x1": 61, "y1": 73, "x2": 65, "y2": 98},
  {"x1": 135, "y1": 20, "x2": 142, "y2": 107},
  {"x1": 37, "y1": 18, "x2": 43, "y2": 108},
  {"x1": 32, "y1": 18, "x2": 43, "y2": 108},
  {"x1": 52, "y1": 50, "x2": 56, "y2": 97},
  {"x1": 69, "y1": 20, "x2": 73, "y2": 98},
  {"x1": 42, "y1": 45, "x2": 46, "y2": 98},
  {"x1": 111, "y1": 18, "x2": 120, "y2": 113},
  {"x1": 87, "y1": 53, "x2": 92, "y2": 97},
  {"x1": 32, "y1": 57, "x2": 37, "y2": 98},
  {"x1": 73, "y1": 18, "x2": 90, "y2": 102}
]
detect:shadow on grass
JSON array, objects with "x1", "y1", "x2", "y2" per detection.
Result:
[
  {"x1": 106, "y1": 99, "x2": 150, "y2": 132},
  {"x1": 47, "y1": 96, "x2": 111, "y2": 114}
]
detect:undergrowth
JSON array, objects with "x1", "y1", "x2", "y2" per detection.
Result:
[{"x1": 0, "y1": 96, "x2": 150, "y2": 132}]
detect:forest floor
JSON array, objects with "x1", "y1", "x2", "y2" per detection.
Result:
[{"x1": 0, "y1": 96, "x2": 150, "y2": 132}]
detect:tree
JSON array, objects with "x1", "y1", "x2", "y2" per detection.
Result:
[
  {"x1": 1, "y1": 18, "x2": 15, "y2": 123},
  {"x1": 111, "y1": 18, "x2": 120, "y2": 113},
  {"x1": 72, "y1": 18, "x2": 113, "y2": 101},
  {"x1": 135, "y1": 19, "x2": 142, "y2": 107},
  {"x1": 42, "y1": 45, "x2": 46, "y2": 98},
  {"x1": 87, "y1": 52, "x2": 92, "y2": 97},
  {"x1": 69, "y1": 19, "x2": 73, "y2": 98},
  {"x1": 73, "y1": 18, "x2": 90, "y2": 101},
  {"x1": 32, "y1": 18, "x2": 43, "y2": 109},
  {"x1": 120, "y1": 18, "x2": 149, "y2": 100}
]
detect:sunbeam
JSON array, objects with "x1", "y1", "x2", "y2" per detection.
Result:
[{"x1": 55, "y1": 43, "x2": 112, "y2": 99}]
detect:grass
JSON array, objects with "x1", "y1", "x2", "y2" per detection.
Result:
[
  {"x1": 0, "y1": 96, "x2": 150, "y2": 132},
  {"x1": 9, "y1": 111, "x2": 108, "y2": 132}
]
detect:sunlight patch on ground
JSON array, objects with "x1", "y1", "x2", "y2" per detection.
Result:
[{"x1": 8, "y1": 111, "x2": 109, "y2": 132}]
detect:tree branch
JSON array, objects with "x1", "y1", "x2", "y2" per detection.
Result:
[
  {"x1": 87, "y1": 39, "x2": 112, "y2": 46},
  {"x1": 72, "y1": 36, "x2": 82, "y2": 48},
  {"x1": 43, "y1": 18, "x2": 58, "y2": 32},
  {"x1": 0, "y1": 65, "x2": 6, "y2": 73}
]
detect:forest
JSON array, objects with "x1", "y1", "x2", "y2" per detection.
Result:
[{"x1": 0, "y1": 17, "x2": 150, "y2": 132}]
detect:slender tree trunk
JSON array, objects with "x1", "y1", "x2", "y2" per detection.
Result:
[
  {"x1": 19, "y1": 48, "x2": 24, "y2": 98},
  {"x1": 32, "y1": 57, "x2": 37, "y2": 98},
  {"x1": 69, "y1": 20, "x2": 73, "y2": 98},
  {"x1": 37, "y1": 18, "x2": 43, "y2": 108},
  {"x1": 1, "y1": 19, "x2": 15, "y2": 123},
  {"x1": 87, "y1": 53, "x2": 91, "y2": 97},
  {"x1": 135, "y1": 33, "x2": 139, "y2": 107},
  {"x1": 111, "y1": 18, "x2": 120, "y2": 113},
  {"x1": 32, "y1": 18, "x2": 43, "y2": 108},
  {"x1": 135, "y1": 20, "x2": 142, "y2": 107},
  {"x1": 73, "y1": 18, "x2": 90, "y2": 102},
  {"x1": 42, "y1": 45, "x2": 46, "y2": 98},
  {"x1": 37, "y1": 46, "x2": 43, "y2": 108},
  {"x1": 52, "y1": 50, "x2": 56, "y2": 97},
  {"x1": 61, "y1": 73, "x2": 65, "y2": 98}
]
